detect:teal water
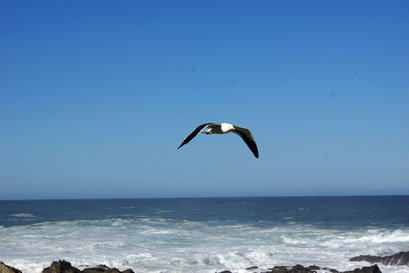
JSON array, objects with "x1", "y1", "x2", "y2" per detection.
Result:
[{"x1": 1, "y1": 196, "x2": 409, "y2": 229}]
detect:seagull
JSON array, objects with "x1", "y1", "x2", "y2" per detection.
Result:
[{"x1": 177, "y1": 123, "x2": 259, "y2": 158}]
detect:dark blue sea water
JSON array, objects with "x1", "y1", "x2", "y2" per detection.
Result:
[{"x1": 1, "y1": 196, "x2": 408, "y2": 273}]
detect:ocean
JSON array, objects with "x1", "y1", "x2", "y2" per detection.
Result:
[{"x1": 0, "y1": 196, "x2": 408, "y2": 273}]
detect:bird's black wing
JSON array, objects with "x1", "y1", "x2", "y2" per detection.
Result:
[
  {"x1": 232, "y1": 126, "x2": 259, "y2": 158},
  {"x1": 177, "y1": 123, "x2": 214, "y2": 150}
]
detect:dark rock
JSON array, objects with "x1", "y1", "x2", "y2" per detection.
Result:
[
  {"x1": 81, "y1": 267, "x2": 107, "y2": 272},
  {"x1": 291, "y1": 264, "x2": 317, "y2": 273},
  {"x1": 321, "y1": 266, "x2": 339, "y2": 273},
  {"x1": 342, "y1": 264, "x2": 381, "y2": 273},
  {"x1": 350, "y1": 251, "x2": 409, "y2": 266},
  {"x1": 308, "y1": 265, "x2": 339, "y2": 273},
  {"x1": 0, "y1": 262, "x2": 22, "y2": 273},
  {"x1": 217, "y1": 271, "x2": 232, "y2": 273},
  {"x1": 81, "y1": 267, "x2": 121, "y2": 273},
  {"x1": 82, "y1": 265, "x2": 134, "y2": 273},
  {"x1": 266, "y1": 267, "x2": 289, "y2": 273},
  {"x1": 93, "y1": 265, "x2": 110, "y2": 270},
  {"x1": 42, "y1": 260, "x2": 80, "y2": 273},
  {"x1": 266, "y1": 264, "x2": 317, "y2": 273},
  {"x1": 41, "y1": 261, "x2": 134, "y2": 273},
  {"x1": 246, "y1": 266, "x2": 259, "y2": 270},
  {"x1": 265, "y1": 264, "x2": 382, "y2": 273}
]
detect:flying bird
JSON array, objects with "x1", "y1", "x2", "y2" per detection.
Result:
[{"x1": 177, "y1": 123, "x2": 259, "y2": 158}]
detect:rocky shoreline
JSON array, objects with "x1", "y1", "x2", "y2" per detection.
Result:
[
  {"x1": 0, "y1": 261, "x2": 134, "y2": 273},
  {"x1": 0, "y1": 261, "x2": 382, "y2": 273},
  {"x1": 1, "y1": 251, "x2": 408, "y2": 273},
  {"x1": 219, "y1": 264, "x2": 382, "y2": 273},
  {"x1": 0, "y1": 260, "x2": 382, "y2": 273},
  {"x1": 350, "y1": 251, "x2": 409, "y2": 266}
]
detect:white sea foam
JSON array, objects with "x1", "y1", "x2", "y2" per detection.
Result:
[
  {"x1": 0, "y1": 219, "x2": 408, "y2": 273},
  {"x1": 10, "y1": 213, "x2": 36, "y2": 218}
]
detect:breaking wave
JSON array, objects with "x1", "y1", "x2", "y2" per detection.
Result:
[
  {"x1": 0, "y1": 217, "x2": 408, "y2": 273},
  {"x1": 10, "y1": 213, "x2": 36, "y2": 218}
]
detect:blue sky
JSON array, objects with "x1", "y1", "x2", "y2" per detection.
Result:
[{"x1": 1, "y1": 1, "x2": 408, "y2": 199}]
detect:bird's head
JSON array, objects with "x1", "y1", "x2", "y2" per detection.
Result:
[{"x1": 221, "y1": 123, "x2": 235, "y2": 133}]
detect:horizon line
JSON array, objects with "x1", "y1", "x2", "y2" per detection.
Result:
[{"x1": 1, "y1": 194, "x2": 408, "y2": 202}]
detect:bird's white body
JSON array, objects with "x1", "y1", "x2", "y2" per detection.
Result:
[
  {"x1": 220, "y1": 123, "x2": 235, "y2": 133},
  {"x1": 201, "y1": 123, "x2": 235, "y2": 134}
]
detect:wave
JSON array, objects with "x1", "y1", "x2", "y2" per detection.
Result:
[
  {"x1": 0, "y1": 218, "x2": 408, "y2": 273},
  {"x1": 4, "y1": 249, "x2": 409, "y2": 273},
  {"x1": 348, "y1": 229, "x2": 409, "y2": 243},
  {"x1": 10, "y1": 213, "x2": 36, "y2": 218}
]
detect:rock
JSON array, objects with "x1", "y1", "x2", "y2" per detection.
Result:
[
  {"x1": 81, "y1": 267, "x2": 121, "y2": 273},
  {"x1": 264, "y1": 264, "x2": 381, "y2": 273},
  {"x1": 320, "y1": 266, "x2": 339, "y2": 273},
  {"x1": 246, "y1": 266, "x2": 258, "y2": 270},
  {"x1": 350, "y1": 251, "x2": 409, "y2": 266},
  {"x1": 342, "y1": 264, "x2": 381, "y2": 273},
  {"x1": 0, "y1": 262, "x2": 22, "y2": 273},
  {"x1": 82, "y1": 264, "x2": 134, "y2": 273},
  {"x1": 266, "y1": 264, "x2": 317, "y2": 273},
  {"x1": 81, "y1": 265, "x2": 108, "y2": 272},
  {"x1": 42, "y1": 260, "x2": 80, "y2": 273},
  {"x1": 41, "y1": 261, "x2": 134, "y2": 273},
  {"x1": 217, "y1": 271, "x2": 232, "y2": 273}
]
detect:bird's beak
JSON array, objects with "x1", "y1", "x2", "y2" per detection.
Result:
[{"x1": 232, "y1": 127, "x2": 236, "y2": 130}]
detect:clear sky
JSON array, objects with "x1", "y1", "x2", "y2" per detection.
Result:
[{"x1": 1, "y1": 1, "x2": 408, "y2": 200}]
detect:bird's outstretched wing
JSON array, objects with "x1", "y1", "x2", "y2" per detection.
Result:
[
  {"x1": 232, "y1": 126, "x2": 259, "y2": 158},
  {"x1": 177, "y1": 123, "x2": 214, "y2": 150}
]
